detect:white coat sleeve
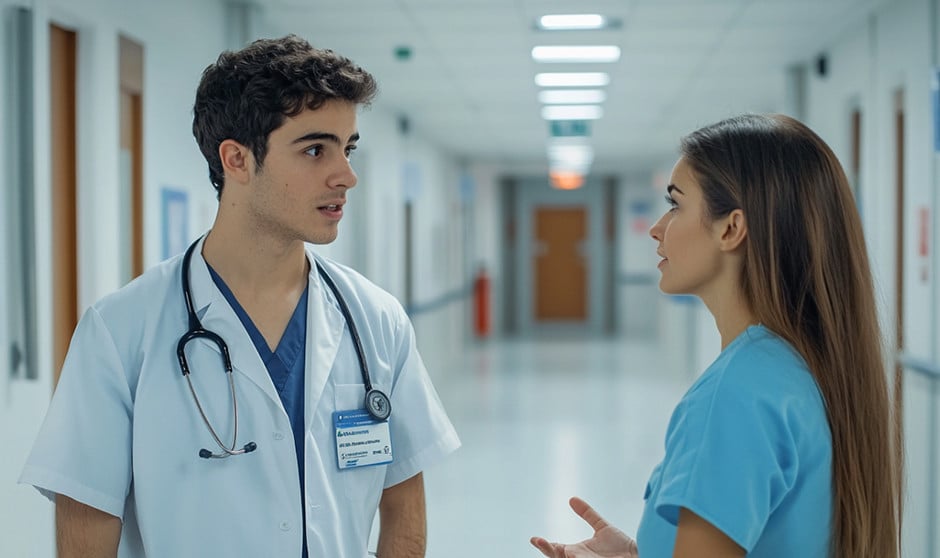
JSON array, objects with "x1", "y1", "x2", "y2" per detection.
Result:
[
  {"x1": 382, "y1": 313, "x2": 460, "y2": 488},
  {"x1": 19, "y1": 306, "x2": 134, "y2": 519}
]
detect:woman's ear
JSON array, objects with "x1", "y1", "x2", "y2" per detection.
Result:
[
  {"x1": 718, "y1": 209, "x2": 747, "y2": 252},
  {"x1": 218, "y1": 139, "x2": 253, "y2": 185}
]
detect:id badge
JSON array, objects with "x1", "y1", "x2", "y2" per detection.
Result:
[{"x1": 333, "y1": 409, "x2": 393, "y2": 470}]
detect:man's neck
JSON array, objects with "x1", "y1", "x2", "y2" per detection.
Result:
[{"x1": 201, "y1": 220, "x2": 309, "y2": 298}]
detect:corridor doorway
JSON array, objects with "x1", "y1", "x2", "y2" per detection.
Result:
[{"x1": 533, "y1": 207, "x2": 587, "y2": 322}]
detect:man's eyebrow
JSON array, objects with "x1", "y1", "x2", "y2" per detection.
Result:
[
  {"x1": 666, "y1": 184, "x2": 684, "y2": 195},
  {"x1": 292, "y1": 132, "x2": 360, "y2": 144}
]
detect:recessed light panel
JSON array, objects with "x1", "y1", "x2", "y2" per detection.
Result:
[
  {"x1": 538, "y1": 89, "x2": 606, "y2": 104},
  {"x1": 534, "y1": 72, "x2": 610, "y2": 87},
  {"x1": 532, "y1": 45, "x2": 620, "y2": 63},
  {"x1": 538, "y1": 14, "x2": 605, "y2": 31}
]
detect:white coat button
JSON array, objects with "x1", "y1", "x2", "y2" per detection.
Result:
[
  {"x1": 273, "y1": 432, "x2": 285, "y2": 440},
  {"x1": 279, "y1": 521, "x2": 291, "y2": 531}
]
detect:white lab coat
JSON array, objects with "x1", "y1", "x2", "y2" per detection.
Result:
[{"x1": 20, "y1": 238, "x2": 460, "y2": 557}]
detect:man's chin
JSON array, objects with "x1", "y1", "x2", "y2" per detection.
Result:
[{"x1": 304, "y1": 231, "x2": 339, "y2": 245}]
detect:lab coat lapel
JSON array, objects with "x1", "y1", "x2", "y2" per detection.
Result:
[
  {"x1": 187, "y1": 236, "x2": 283, "y2": 410},
  {"x1": 305, "y1": 250, "x2": 344, "y2": 430}
]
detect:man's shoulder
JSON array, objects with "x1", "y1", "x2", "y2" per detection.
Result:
[{"x1": 93, "y1": 254, "x2": 182, "y2": 322}]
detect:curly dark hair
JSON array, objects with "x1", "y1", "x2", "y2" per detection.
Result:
[{"x1": 192, "y1": 35, "x2": 377, "y2": 196}]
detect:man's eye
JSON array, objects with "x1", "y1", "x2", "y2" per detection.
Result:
[
  {"x1": 306, "y1": 145, "x2": 323, "y2": 157},
  {"x1": 346, "y1": 145, "x2": 358, "y2": 158}
]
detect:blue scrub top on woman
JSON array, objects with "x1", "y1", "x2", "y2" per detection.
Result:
[{"x1": 637, "y1": 325, "x2": 832, "y2": 557}]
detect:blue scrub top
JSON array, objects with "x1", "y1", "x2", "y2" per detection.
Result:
[
  {"x1": 636, "y1": 325, "x2": 833, "y2": 557},
  {"x1": 208, "y1": 265, "x2": 309, "y2": 557}
]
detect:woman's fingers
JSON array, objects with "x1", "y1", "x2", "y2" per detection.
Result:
[
  {"x1": 569, "y1": 497, "x2": 610, "y2": 533},
  {"x1": 530, "y1": 536, "x2": 565, "y2": 558}
]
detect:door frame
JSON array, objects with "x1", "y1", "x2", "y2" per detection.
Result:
[{"x1": 514, "y1": 175, "x2": 607, "y2": 335}]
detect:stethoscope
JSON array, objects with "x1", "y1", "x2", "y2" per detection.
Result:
[{"x1": 176, "y1": 237, "x2": 392, "y2": 459}]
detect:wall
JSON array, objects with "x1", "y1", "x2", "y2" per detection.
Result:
[
  {"x1": 804, "y1": 0, "x2": 938, "y2": 555},
  {"x1": 310, "y1": 103, "x2": 468, "y2": 377},
  {"x1": 0, "y1": 0, "x2": 236, "y2": 555},
  {"x1": 617, "y1": 173, "x2": 662, "y2": 339}
]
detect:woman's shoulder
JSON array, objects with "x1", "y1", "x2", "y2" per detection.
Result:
[{"x1": 691, "y1": 325, "x2": 824, "y2": 410}]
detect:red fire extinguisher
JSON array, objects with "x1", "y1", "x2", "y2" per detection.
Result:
[{"x1": 473, "y1": 266, "x2": 490, "y2": 337}]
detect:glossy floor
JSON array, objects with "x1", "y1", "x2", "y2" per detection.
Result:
[{"x1": 416, "y1": 334, "x2": 694, "y2": 557}]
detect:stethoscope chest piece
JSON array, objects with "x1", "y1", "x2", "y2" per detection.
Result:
[{"x1": 366, "y1": 389, "x2": 391, "y2": 421}]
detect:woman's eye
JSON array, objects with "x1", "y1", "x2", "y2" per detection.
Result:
[
  {"x1": 664, "y1": 194, "x2": 678, "y2": 211},
  {"x1": 305, "y1": 145, "x2": 323, "y2": 157},
  {"x1": 345, "y1": 145, "x2": 358, "y2": 158}
]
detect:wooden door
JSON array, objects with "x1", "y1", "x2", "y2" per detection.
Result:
[
  {"x1": 50, "y1": 24, "x2": 78, "y2": 384},
  {"x1": 893, "y1": 90, "x2": 905, "y2": 418},
  {"x1": 120, "y1": 36, "x2": 144, "y2": 279},
  {"x1": 534, "y1": 207, "x2": 587, "y2": 321}
]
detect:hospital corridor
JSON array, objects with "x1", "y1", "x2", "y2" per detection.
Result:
[
  {"x1": 419, "y1": 335, "x2": 688, "y2": 556},
  {"x1": 1, "y1": 0, "x2": 940, "y2": 556}
]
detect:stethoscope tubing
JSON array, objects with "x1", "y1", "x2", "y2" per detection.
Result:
[{"x1": 177, "y1": 236, "x2": 390, "y2": 460}]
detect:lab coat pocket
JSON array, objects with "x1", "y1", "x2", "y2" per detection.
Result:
[{"x1": 334, "y1": 384, "x2": 387, "y2": 505}]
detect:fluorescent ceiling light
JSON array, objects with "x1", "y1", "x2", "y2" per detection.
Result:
[
  {"x1": 532, "y1": 45, "x2": 621, "y2": 63},
  {"x1": 548, "y1": 149, "x2": 593, "y2": 168},
  {"x1": 541, "y1": 105, "x2": 603, "y2": 120},
  {"x1": 539, "y1": 14, "x2": 605, "y2": 30},
  {"x1": 538, "y1": 89, "x2": 606, "y2": 104},
  {"x1": 535, "y1": 72, "x2": 610, "y2": 87},
  {"x1": 548, "y1": 139, "x2": 594, "y2": 176}
]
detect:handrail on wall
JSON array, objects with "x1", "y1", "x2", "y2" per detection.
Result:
[{"x1": 898, "y1": 353, "x2": 940, "y2": 381}]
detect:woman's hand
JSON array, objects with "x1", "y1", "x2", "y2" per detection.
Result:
[{"x1": 530, "y1": 497, "x2": 638, "y2": 558}]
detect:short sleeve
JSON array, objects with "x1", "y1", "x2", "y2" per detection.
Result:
[
  {"x1": 18, "y1": 306, "x2": 134, "y2": 518},
  {"x1": 653, "y1": 372, "x2": 799, "y2": 551},
  {"x1": 382, "y1": 312, "x2": 460, "y2": 487}
]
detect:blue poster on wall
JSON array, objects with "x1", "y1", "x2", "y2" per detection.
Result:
[
  {"x1": 932, "y1": 67, "x2": 940, "y2": 152},
  {"x1": 161, "y1": 187, "x2": 189, "y2": 260}
]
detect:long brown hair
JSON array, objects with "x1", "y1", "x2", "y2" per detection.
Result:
[{"x1": 680, "y1": 114, "x2": 902, "y2": 557}]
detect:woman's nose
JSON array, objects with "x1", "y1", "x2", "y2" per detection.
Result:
[{"x1": 649, "y1": 214, "x2": 666, "y2": 241}]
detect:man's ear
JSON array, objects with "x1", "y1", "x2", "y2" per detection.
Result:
[
  {"x1": 218, "y1": 139, "x2": 253, "y2": 185},
  {"x1": 718, "y1": 209, "x2": 747, "y2": 252}
]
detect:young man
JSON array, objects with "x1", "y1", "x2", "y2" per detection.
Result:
[{"x1": 21, "y1": 35, "x2": 460, "y2": 558}]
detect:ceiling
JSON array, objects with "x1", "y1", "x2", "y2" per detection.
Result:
[{"x1": 254, "y1": 0, "x2": 888, "y2": 174}]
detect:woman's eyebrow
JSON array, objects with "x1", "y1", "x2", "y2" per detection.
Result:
[{"x1": 667, "y1": 184, "x2": 684, "y2": 196}]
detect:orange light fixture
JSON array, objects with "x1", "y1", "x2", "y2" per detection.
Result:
[{"x1": 550, "y1": 171, "x2": 585, "y2": 190}]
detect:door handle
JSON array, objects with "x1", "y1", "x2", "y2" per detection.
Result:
[{"x1": 10, "y1": 341, "x2": 23, "y2": 378}]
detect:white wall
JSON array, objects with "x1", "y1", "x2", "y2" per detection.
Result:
[
  {"x1": 617, "y1": 173, "x2": 662, "y2": 339},
  {"x1": 804, "y1": 0, "x2": 938, "y2": 555},
  {"x1": 314, "y1": 106, "x2": 467, "y2": 376},
  {"x1": 0, "y1": 0, "x2": 227, "y2": 555}
]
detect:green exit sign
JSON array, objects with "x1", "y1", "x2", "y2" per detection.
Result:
[{"x1": 550, "y1": 120, "x2": 590, "y2": 137}]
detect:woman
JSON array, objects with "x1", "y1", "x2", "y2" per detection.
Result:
[{"x1": 531, "y1": 114, "x2": 902, "y2": 557}]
